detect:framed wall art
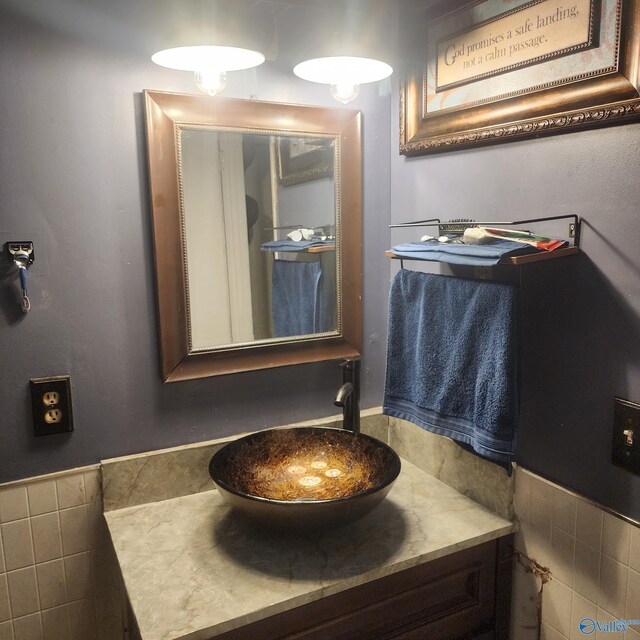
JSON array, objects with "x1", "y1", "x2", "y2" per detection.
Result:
[
  {"x1": 400, "y1": 0, "x2": 640, "y2": 155},
  {"x1": 278, "y1": 136, "x2": 335, "y2": 186}
]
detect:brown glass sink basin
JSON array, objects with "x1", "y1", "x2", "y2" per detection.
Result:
[{"x1": 209, "y1": 427, "x2": 401, "y2": 531}]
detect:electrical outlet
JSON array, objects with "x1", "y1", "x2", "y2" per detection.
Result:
[
  {"x1": 43, "y1": 391, "x2": 60, "y2": 406},
  {"x1": 30, "y1": 376, "x2": 73, "y2": 436},
  {"x1": 44, "y1": 409, "x2": 62, "y2": 424},
  {"x1": 612, "y1": 397, "x2": 640, "y2": 475}
]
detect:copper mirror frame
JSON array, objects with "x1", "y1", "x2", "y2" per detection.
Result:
[
  {"x1": 400, "y1": 0, "x2": 640, "y2": 155},
  {"x1": 144, "y1": 91, "x2": 362, "y2": 382}
]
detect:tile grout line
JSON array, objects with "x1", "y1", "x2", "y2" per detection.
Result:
[
  {"x1": 0, "y1": 522, "x2": 8, "y2": 579},
  {"x1": 90, "y1": 518, "x2": 100, "y2": 634},
  {"x1": 27, "y1": 492, "x2": 44, "y2": 634},
  {"x1": 26, "y1": 474, "x2": 64, "y2": 614},
  {"x1": 54, "y1": 473, "x2": 73, "y2": 613},
  {"x1": 545, "y1": 617, "x2": 569, "y2": 639},
  {"x1": 1, "y1": 553, "x2": 16, "y2": 639}
]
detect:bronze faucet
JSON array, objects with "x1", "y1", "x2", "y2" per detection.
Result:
[{"x1": 334, "y1": 359, "x2": 360, "y2": 433}]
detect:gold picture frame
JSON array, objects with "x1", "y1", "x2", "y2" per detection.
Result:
[
  {"x1": 400, "y1": 0, "x2": 640, "y2": 155},
  {"x1": 277, "y1": 137, "x2": 335, "y2": 186}
]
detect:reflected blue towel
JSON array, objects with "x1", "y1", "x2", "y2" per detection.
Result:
[
  {"x1": 261, "y1": 240, "x2": 335, "y2": 252},
  {"x1": 314, "y1": 263, "x2": 335, "y2": 333},
  {"x1": 389, "y1": 239, "x2": 539, "y2": 266},
  {"x1": 383, "y1": 270, "x2": 518, "y2": 470},
  {"x1": 272, "y1": 260, "x2": 327, "y2": 337}
]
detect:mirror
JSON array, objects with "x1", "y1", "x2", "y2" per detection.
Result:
[
  {"x1": 144, "y1": 91, "x2": 362, "y2": 381},
  {"x1": 181, "y1": 129, "x2": 337, "y2": 349}
]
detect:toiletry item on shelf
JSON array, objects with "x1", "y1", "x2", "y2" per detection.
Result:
[
  {"x1": 286, "y1": 228, "x2": 330, "y2": 242},
  {"x1": 463, "y1": 227, "x2": 567, "y2": 251},
  {"x1": 419, "y1": 234, "x2": 461, "y2": 243},
  {"x1": 287, "y1": 228, "x2": 315, "y2": 242}
]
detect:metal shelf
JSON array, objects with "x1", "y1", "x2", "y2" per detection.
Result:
[{"x1": 386, "y1": 214, "x2": 581, "y2": 267}]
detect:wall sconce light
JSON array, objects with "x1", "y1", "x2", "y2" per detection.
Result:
[
  {"x1": 293, "y1": 55, "x2": 392, "y2": 104},
  {"x1": 151, "y1": 45, "x2": 265, "y2": 96}
]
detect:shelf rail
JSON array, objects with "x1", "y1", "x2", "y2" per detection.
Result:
[{"x1": 389, "y1": 214, "x2": 581, "y2": 247}]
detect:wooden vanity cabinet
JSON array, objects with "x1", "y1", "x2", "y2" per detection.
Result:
[{"x1": 213, "y1": 536, "x2": 513, "y2": 640}]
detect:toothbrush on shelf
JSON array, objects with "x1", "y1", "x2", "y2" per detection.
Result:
[
  {"x1": 465, "y1": 227, "x2": 567, "y2": 251},
  {"x1": 481, "y1": 227, "x2": 544, "y2": 240}
]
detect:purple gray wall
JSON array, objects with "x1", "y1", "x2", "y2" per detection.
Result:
[
  {"x1": 2, "y1": 0, "x2": 638, "y2": 523},
  {"x1": 0, "y1": 1, "x2": 391, "y2": 482}
]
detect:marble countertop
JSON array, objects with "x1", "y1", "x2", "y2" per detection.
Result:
[{"x1": 105, "y1": 459, "x2": 516, "y2": 640}]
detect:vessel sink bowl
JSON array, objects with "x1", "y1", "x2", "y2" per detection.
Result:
[{"x1": 209, "y1": 427, "x2": 401, "y2": 531}]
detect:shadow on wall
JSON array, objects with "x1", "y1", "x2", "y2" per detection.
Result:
[{"x1": 516, "y1": 242, "x2": 640, "y2": 518}]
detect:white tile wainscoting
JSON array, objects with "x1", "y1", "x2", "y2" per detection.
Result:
[
  {"x1": 511, "y1": 466, "x2": 640, "y2": 640},
  {"x1": 0, "y1": 467, "x2": 125, "y2": 640}
]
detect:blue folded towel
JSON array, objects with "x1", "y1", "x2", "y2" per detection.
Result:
[
  {"x1": 261, "y1": 240, "x2": 335, "y2": 252},
  {"x1": 383, "y1": 270, "x2": 518, "y2": 471},
  {"x1": 272, "y1": 260, "x2": 324, "y2": 337},
  {"x1": 388, "y1": 239, "x2": 539, "y2": 266}
]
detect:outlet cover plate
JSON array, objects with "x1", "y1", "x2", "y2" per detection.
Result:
[
  {"x1": 30, "y1": 376, "x2": 74, "y2": 436},
  {"x1": 612, "y1": 397, "x2": 640, "y2": 475}
]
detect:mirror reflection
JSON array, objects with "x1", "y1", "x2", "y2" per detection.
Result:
[{"x1": 179, "y1": 127, "x2": 338, "y2": 351}]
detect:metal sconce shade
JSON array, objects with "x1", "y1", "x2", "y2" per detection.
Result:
[
  {"x1": 151, "y1": 45, "x2": 265, "y2": 72},
  {"x1": 293, "y1": 56, "x2": 392, "y2": 85},
  {"x1": 151, "y1": 45, "x2": 265, "y2": 96},
  {"x1": 293, "y1": 56, "x2": 393, "y2": 103}
]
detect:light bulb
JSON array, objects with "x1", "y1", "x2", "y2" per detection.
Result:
[
  {"x1": 330, "y1": 80, "x2": 360, "y2": 104},
  {"x1": 194, "y1": 70, "x2": 228, "y2": 96}
]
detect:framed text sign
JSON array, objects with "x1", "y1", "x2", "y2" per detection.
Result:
[{"x1": 400, "y1": 0, "x2": 640, "y2": 155}]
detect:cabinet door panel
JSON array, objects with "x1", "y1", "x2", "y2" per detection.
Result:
[{"x1": 214, "y1": 540, "x2": 502, "y2": 640}]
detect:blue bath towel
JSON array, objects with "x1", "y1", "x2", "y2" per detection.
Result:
[
  {"x1": 383, "y1": 270, "x2": 518, "y2": 470},
  {"x1": 388, "y1": 239, "x2": 539, "y2": 266},
  {"x1": 272, "y1": 260, "x2": 329, "y2": 337}
]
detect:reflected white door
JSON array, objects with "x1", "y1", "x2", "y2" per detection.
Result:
[{"x1": 181, "y1": 130, "x2": 254, "y2": 349}]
